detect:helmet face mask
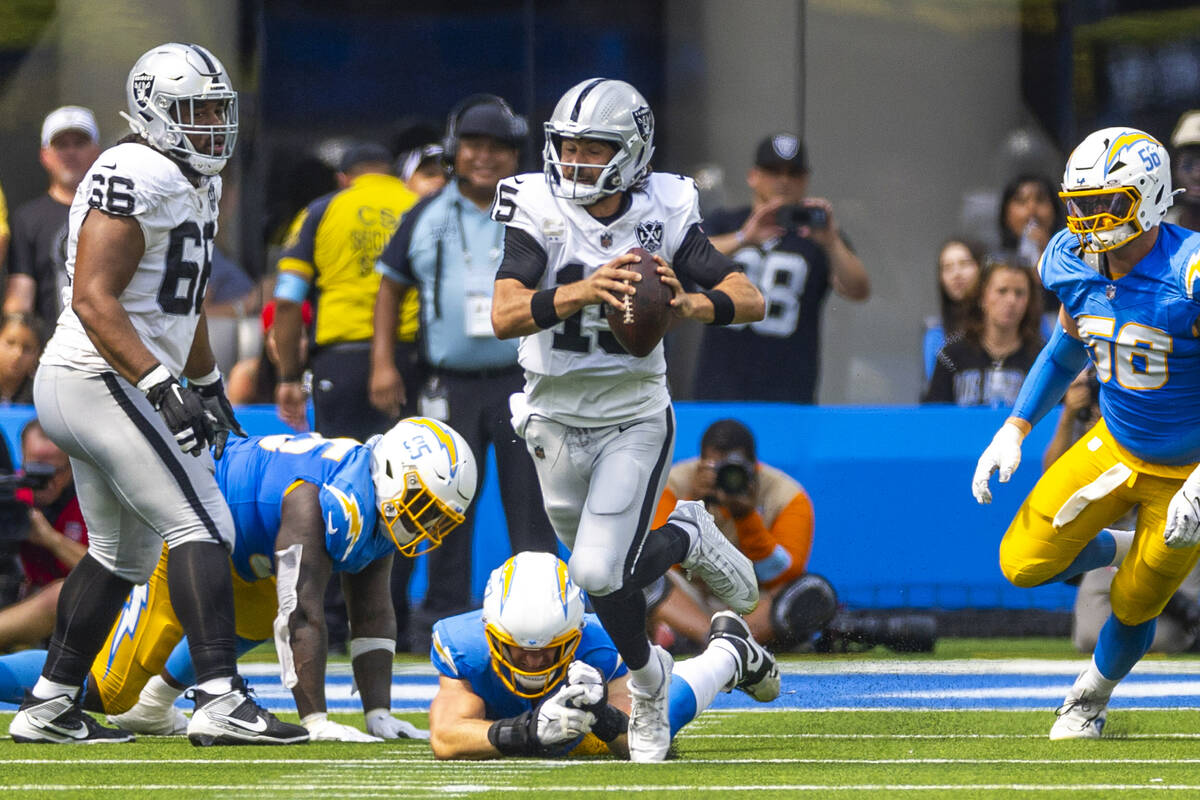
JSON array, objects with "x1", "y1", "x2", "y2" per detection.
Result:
[
  {"x1": 370, "y1": 418, "x2": 477, "y2": 558},
  {"x1": 122, "y1": 42, "x2": 238, "y2": 176},
  {"x1": 543, "y1": 78, "x2": 655, "y2": 205},
  {"x1": 481, "y1": 552, "x2": 584, "y2": 699},
  {"x1": 1059, "y1": 127, "x2": 1176, "y2": 253}
]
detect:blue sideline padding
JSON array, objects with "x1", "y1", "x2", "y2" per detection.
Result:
[{"x1": 0, "y1": 403, "x2": 1078, "y2": 611}]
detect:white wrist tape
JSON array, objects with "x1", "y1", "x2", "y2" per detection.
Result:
[
  {"x1": 301, "y1": 712, "x2": 327, "y2": 728},
  {"x1": 190, "y1": 366, "x2": 222, "y2": 387},
  {"x1": 349, "y1": 637, "x2": 396, "y2": 660},
  {"x1": 136, "y1": 364, "x2": 173, "y2": 394}
]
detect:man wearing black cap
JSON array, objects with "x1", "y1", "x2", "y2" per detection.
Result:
[
  {"x1": 693, "y1": 133, "x2": 870, "y2": 403},
  {"x1": 371, "y1": 95, "x2": 556, "y2": 652}
]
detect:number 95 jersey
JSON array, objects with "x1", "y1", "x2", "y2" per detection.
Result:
[
  {"x1": 1040, "y1": 223, "x2": 1200, "y2": 465},
  {"x1": 41, "y1": 142, "x2": 221, "y2": 377}
]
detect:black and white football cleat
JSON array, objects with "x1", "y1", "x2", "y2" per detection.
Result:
[
  {"x1": 9, "y1": 692, "x2": 135, "y2": 744},
  {"x1": 186, "y1": 676, "x2": 308, "y2": 746},
  {"x1": 707, "y1": 610, "x2": 781, "y2": 702}
]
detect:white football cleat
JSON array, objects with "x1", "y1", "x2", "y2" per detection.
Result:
[
  {"x1": 1049, "y1": 671, "x2": 1110, "y2": 740},
  {"x1": 627, "y1": 645, "x2": 673, "y2": 762},
  {"x1": 671, "y1": 500, "x2": 759, "y2": 614},
  {"x1": 10, "y1": 693, "x2": 134, "y2": 744},
  {"x1": 708, "y1": 610, "x2": 780, "y2": 702},
  {"x1": 108, "y1": 697, "x2": 188, "y2": 736}
]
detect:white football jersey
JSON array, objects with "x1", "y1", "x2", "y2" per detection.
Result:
[
  {"x1": 41, "y1": 142, "x2": 221, "y2": 377},
  {"x1": 493, "y1": 172, "x2": 701, "y2": 426}
]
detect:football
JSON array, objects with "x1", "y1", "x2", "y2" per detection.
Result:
[{"x1": 603, "y1": 247, "x2": 673, "y2": 357}]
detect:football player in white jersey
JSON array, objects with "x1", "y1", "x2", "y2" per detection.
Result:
[
  {"x1": 9, "y1": 43, "x2": 307, "y2": 746},
  {"x1": 490, "y1": 78, "x2": 766, "y2": 762}
]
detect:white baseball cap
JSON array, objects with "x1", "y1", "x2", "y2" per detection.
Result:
[
  {"x1": 40, "y1": 106, "x2": 99, "y2": 148},
  {"x1": 1172, "y1": 110, "x2": 1200, "y2": 149}
]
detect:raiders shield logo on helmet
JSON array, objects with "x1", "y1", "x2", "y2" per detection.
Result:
[
  {"x1": 635, "y1": 220, "x2": 664, "y2": 252},
  {"x1": 132, "y1": 73, "x2": 155, "y2": 109},
  {"x1": 633, "y1": 107, "x2": 654, "y2": 142}
]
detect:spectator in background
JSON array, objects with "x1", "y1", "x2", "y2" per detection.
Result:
[
  {"x1": 997, "y1": 173, "x2": 1063, "y2": 321},
  {"x1": 372, "y1": 95, "x2": 555, "y2": 652},
  {"x1": 923, "y1": 238, "x2": 984, "y2": 381},
  {"x1": 922, "y1": 257, "x2": 1043, "y2": 407},
  {"x1": 647, "y1": 419, "x2": 830, "y2": 652},
  {"x1": 1167, "y1": 110, "x2": 1200, "y2": 231},
  {"x1": 272, "y1": 142, "x2": 421, "y2": 435},
  {"x1": 226, "y1": 299, "x2": 313, "y2": 405},
  {"x1": 695, "y1": 133, "x2": 869, "y2": 403},
  {"x1": 4, "y1": 107, "x2": 101, "y2": 329},
  {"x1": 0, "y1": 179, "x2": 10, "y2": 277},
  {"x1": 0, "y1": 313, "x2": 40, "y2": 405},
  {"x1": 397, "y1": 143, "x2": 448, "y2": 199}
]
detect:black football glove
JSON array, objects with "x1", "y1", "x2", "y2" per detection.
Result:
[
  {"x1": 140, "y1": 366, "x2": 215, "y2": 457},
  {"x1": 191, "y1": 375, "x2": 246, "y2": 459}
]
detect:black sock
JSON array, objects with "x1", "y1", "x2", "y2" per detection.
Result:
[
  {"x1": 43, "y1": 554, "x2": 134, "y2": 686},
  {"x1": 590, "y1": 587, "x2": 651, "y2": 670},
  {"x1": 625, "y1": 523, "x2": 690, "y2": 590},
  {"x1": 168, "y1": 541, "x2": 236, "y2": 684}
]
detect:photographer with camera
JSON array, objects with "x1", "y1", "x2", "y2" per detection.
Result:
[
  {"x1": 0, "y1": 419, "x2": 86, "y2": 652},
  {"x1": 694, "y1": 133, "x2": 870, "y2": 403},
  {"x1": 646, "y1": 419, "x2": 830, "y2": 650}
]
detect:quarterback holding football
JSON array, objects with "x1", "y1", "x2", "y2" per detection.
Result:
[{"x1": 489, "y1": 78, "x2": 765, "y2": 761}]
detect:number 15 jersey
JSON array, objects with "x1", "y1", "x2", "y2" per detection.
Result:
[
  {"x1": 493, "y1": 172, "x2": 737, "y2": 426},
  {"x1": 41, "y1": 142, "x2": 221, "y2": 377}
]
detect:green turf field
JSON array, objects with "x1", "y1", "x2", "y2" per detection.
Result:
[{"x1": 6, "y1": 639, "x2": 1200, "y2": 799}]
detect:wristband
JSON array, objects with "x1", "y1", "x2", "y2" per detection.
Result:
[
  {"x1": 703, "y1": 289, "x2": 736, "y2": 326},
  {"x1": 590, "y1": 704, "x2": 629, "y2": 742},
  {"x1": 530, "y1": 287, "x2": 560, "y2": 330},
  {"x1": 734, "y1": 230, "x2": 746, "y2": 246},
  {"x1": 349, "y1": 637, "x2": 396, "y2": 660},
  {"x1": 189, "y1": 366, "x2": 222, "y2": 387},
  {"x1": 486, "y1": 711, "x2": 542, "y2": 756},
  {"x1": 136, "y1": 364, "x2": 173, "y2": 394}
]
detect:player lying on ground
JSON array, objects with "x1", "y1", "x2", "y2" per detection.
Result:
[
  {"x1": 427, "y1": 551, "x2": 780, "y2": 759},
  {"x1": 0, "y1": 418, "x2": 476, "y2": 742},
  {"x1": 972, "y1": 127, "x2": 1200, "y2": 740}
]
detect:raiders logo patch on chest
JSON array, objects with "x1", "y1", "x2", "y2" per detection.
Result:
[{"x1": 635, "y1": 220, "x2": 664, "y2": 252}]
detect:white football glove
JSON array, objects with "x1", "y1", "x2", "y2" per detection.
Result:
[
  {"x1": 1164, "y1": 467, "x2": 1200, "y2": 549},
  {"x1": 971, "y1": 422, "x2": 1025, "y2": 504},
  {"x1": 535, "y1": 683, "x2": 596, "y2": 746},
  {"x1": 564, "y1": 661, "x2": 606, "y2": 710},
  {"x1": 302, "y1": 712, "x2": 383, "y2": 742},
  {"x1": 364, "y1": 709, "x2": 430, "y2": 740}
]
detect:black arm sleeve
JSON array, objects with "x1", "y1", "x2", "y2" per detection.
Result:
[
  {"x1": 674, "y1": 223, "x2": 741, "y2": 289},
  {"x1": 377, "y1": 194, "x2": 437, "y2": 285},
  {"x1": 495, "y1": 227, "x2": 548, "y2": 288}
]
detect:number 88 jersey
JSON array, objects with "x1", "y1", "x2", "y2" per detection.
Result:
[
  {"x1": 41, "y1": 141, "x2": 221, "y2": 377},
  {"x1": 1039, "y1": 223, "x2": 1200, "y2": 465}
]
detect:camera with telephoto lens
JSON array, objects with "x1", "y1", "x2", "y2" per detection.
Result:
[
  {"x1": 0, "y1": 462, "x2": 59, "y2": 543},
  {"x1": 712, "y1": 453, "x2": 754, "y2": 496},
  {"x1": 779, "y1": 204, "x2": 827, "y2": 231},
  {"x1": 815, "y1": 610, "x2": 938, "y2": 654}
]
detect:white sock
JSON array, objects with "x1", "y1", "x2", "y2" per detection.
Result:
[
  {"x1": 31, "y1": 677, "x2": 79, "y2": 701},
  {"x1": 140, "y1": 674, "x2": 185, "y2": 708},
  {"x1": 675, "y1": 644, "x2": 739, "y2": 711},
  {"x1": 1107, "y1": 529, "x2": 1134, "y2": 567},
  {"x1": 196, "y1": 677, "x2": 234, "y2": 695},
  {"x1": 1077, "y1": 657, "x2": 1120, "y2": 701},
  {"x1": 630, "y1": 645, "x2": 667, "y2": 690}
]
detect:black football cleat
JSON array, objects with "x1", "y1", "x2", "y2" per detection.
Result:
[
  {"x1": 9, "y1": 692, "x2": 135, "y2": 744},
  {"x1": 186, "y1": 676, "x2": 308, "y2": 746}
]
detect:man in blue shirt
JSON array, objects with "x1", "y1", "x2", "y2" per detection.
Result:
[{"x1": 371, "y1": 96, "x2": 556, "y2": 650}]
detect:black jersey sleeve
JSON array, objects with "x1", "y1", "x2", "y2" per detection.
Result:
[
  {"x1": 674, "y1": 222, "x2": 741, "y2": 289},
  {"x1": 495, "y1": 227, "x2": 548, "y2": 288}
]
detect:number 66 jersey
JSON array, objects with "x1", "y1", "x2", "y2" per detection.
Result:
[
  {"x1": 1039, "y1": 223, "x2": 1200, "y2": 465},
  {"x1": 40, "y1": 141, "x2": 220, "y2": 377}
]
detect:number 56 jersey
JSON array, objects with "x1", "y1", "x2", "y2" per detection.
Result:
[
  {"x1": 41, "y1": 141, "x2": 221, "y2": 377},
  {"x1": 1040, "y1": 223, "x2": 1200, "y2": 465}
]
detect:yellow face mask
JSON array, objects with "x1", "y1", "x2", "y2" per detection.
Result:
[
  {"x1": 484, "y1": 622, "x2": 582, "y2": 699},
  {"x1": 1058, "y1": 185, "x2": 1141, "y2": 252},
  {"x1": 378, "y1": 470, "x2": 466, "y2": 557}
]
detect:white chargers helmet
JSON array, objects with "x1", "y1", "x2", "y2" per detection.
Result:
[
  {"x1": 543, "y1": 77, "x2": 655, "y2": 205},
  {"x1": 1059, "y1": 127, "x2": 1179, "y2": 253},
  {"x1": 482, "y1": 552, "x2": 584, "y2": 699},
  {"x1": 369, "y1": 417, "x2": 477, "y2": 557},
  {"x1": 120, "y1": 42, "x2": 238, "y2": 176}
]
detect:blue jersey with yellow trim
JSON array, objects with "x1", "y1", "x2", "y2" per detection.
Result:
[
  {"x1": 216, "y1": 433, "x2": 390, "y2": 581},
  {"x1": 430, "y1": 610, "x2": 626, "y2": 720},
  {"x1": 1039, "y1": 223, "x2": 1200, "y2": 464}
]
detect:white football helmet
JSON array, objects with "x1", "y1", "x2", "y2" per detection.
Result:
[
  {"x1": 481, "y1": 552, "x2": 584, "y2": 699},
  {"x1": 369, "y1": 417, "x2": 477, "y2": 557},
  {"x1": 1059, "y1": 127, "x2": 1179, "y2": 253},
  {"x1": 120, "y1": 42, "x2": 238, "y2": 176},
  {"x1": 543, "y1": 77, "x2": 655, "y2": 205}
]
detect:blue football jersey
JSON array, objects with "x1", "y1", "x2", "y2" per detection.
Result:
[
  {"x1": 216, "y1": 433, "x2": 392, "y2": 581},
  {"x1": 1039, "y1": 224, "x2": 1200, "y2": 465},
  {"x1": 429, "y1": 609, "x2": 627, "y2": 720}
]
